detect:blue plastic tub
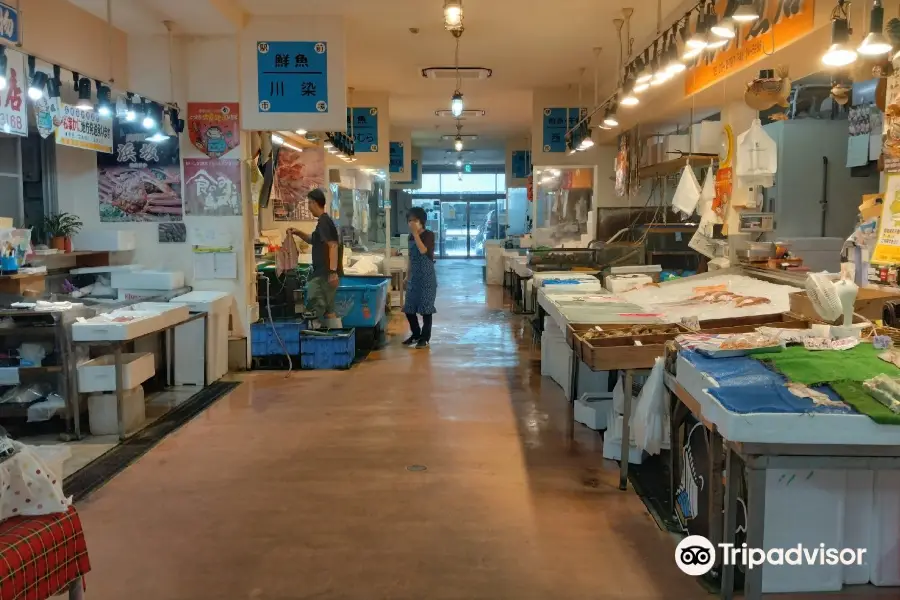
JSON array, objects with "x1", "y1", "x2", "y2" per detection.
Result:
[
  {"x1": 251, "y1": 321, "x2": 306, "y2": 356},
  {"x1": 310, "y1": 275, "x2": 389, "y2": 328},
  {"x1": 300, "y1": 329, "x2": 356, "y2": 369}
]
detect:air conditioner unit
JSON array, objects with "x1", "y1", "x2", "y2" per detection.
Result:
[{"x1": 421, "y1": 67, "x2": 492, "y2": 80}]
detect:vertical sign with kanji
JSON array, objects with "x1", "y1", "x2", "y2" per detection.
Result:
[
  {"x1": 0, "y1": 3, "x2": 19, "y2": 45},
  {"x1": 542, "y1": 108, "x2": 584, "y2": 153},
  {"x1": 511, "y1": 150, "x2": 531, "y2": 179},
  {"x1": 347, "y1": 107, "x2": 378, "y2": 152},
  {"x1": 0, "y1": 50, "x2": 26, "y2": 136},
  {"x1": 256, "y1": 41, "x2": 329, "y2": 114},
  {"x1": 390, "y1": 141, "x2": 404, "y2": 173}
]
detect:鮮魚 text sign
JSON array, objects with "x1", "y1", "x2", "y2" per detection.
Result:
[{"x1": 257, "y1": 41, "x2": 329, "y2": 114}]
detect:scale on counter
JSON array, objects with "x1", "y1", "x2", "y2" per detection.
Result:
[{"x1": 739, "y1": 212, "x2": 775, "y2": 232}]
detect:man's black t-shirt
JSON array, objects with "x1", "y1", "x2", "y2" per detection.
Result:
[{"x1": 311, "y1": 213, "x2": 343, "y2": 277}]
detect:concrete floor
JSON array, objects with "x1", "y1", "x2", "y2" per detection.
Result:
[{"x1": 74, "y1": 260, "x2": 708, "y2": 599}]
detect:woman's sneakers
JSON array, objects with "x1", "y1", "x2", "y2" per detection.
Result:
[
  {"x1": 416, "y1": 339, "x2": 430, "y2": 349},
  {"x1": 402, "y1": 336, "x2": 419, "y2": 347}
]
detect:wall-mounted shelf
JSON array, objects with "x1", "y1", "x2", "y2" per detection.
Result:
[{"x1": 639, "y1": 154, "x2": 717, "y2": 179}]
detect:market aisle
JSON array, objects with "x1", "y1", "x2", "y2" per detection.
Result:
[{"x1": 73, "y1": 260, "x2": 705, "y2": 600}]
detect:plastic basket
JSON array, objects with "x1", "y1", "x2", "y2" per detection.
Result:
[
  {"x1": 330, "y1": 276, "x2": 390, "y2": 328},
  {"x1": 300, "y1": 329, "x2": 356, "y2": 370},
  {"x1": 251, "y1": 321, "x2": 307, "y2": 356}
]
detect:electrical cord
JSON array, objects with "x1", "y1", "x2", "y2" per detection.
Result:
[{"x1": 258, "y1": 273, "x2": 293, "y2": 377}]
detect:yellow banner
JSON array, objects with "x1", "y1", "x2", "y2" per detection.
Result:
[
  {"x1": 684, "y1": 0, "x2": 816, "y2": 97},
  {"x1": 872, "y1": 173, "x2": 900, "y2": 264}
]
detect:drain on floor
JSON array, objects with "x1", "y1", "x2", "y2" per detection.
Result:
[{"x1": 406, "y1": 464, "x2": 427, "y2": 472}]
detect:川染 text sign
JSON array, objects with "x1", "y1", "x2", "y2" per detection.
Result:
[{"x1": 256, "y1": 41, "x2": 329, "y2": 113}]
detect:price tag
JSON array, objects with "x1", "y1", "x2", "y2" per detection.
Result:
[
  {"x1": 803, "y1": 337, "x2": 833, "y2": 351},
  {"x1": 680, "y1": 316, "x2": 700, "y2": 330},
  {"x1": 692, "y1": 284, "x2": 727, "y2": 295},
  {"x1": 831, "y1": 338, "x2": 860, "y2": 351}
]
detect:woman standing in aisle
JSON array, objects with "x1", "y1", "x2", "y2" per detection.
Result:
[{"x1": 403, "y1": 207, "x2": 437, "y2": 349}]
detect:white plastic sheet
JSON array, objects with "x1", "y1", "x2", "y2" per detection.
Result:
[
  {"x1": 632, "y1": 357, "x2": 666, "y2": 455},
  {"x1": 672, "y1": 165, "x2": 701, "y2": 217}
]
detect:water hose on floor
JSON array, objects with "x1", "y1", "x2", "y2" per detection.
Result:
[{"x1": 258, "y1": 273, "x2": 293, "y2": 377}]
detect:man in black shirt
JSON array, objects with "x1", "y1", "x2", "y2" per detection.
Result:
[{"x1": 289, "y1": 188, "x2": 343, "y2": 328}]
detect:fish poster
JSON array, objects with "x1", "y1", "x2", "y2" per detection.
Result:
[
  {"x1": 183, "y1": 158, "x2": 242, "y2": 216},
  {"x1": 272, "y1": 146, "x2": 324, "y2": 221},
  {"x1": 187, "y1": 102, "x2": 240, "y2": 158},
  {"x1": 97, "y1": 121, "x2": 182, "y2": 222}
]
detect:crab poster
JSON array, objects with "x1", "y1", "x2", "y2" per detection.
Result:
[
  {"x1": 97, "y1": 121, "x2": 183, "y2": 222},
  {"x1": 187, "y1": 102, "x2": 240, "y2": 158}
]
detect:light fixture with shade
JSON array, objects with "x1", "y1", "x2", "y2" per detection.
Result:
[
  {"x1": 710, "y1": 1, "x2": 736, "y2": 39},
  {"x1": 603, "y1": 103, "x2": 619, "y2": 128},
  {"x1": 858, "y1": 1, "x2": 892, "y2": 56},
  {"x1": 295, "y1": 129, "x2": 308, "y2": 135},
  {"x1": 142, "y1": 100, "x2": 157, "y2": 129},
  {"x1": 75, "y1": 76, "x2": 93, "y2": 110},
  {"x1": 686, "y1": 9, "x2": 709, "y2": 50},
  {"x1": 147, "y1": 131, "x2": 168, "y2": 143},
  {"x1": 0, "y1": 47, "x2": 7, "y2": 91},
  {"x1": 27, "y1": 57, "x2": 47, "y2": 101},
  {"x1": 443, "y1": 0, "x2": 463, "y2": 31},
  {"x1": 732, "y1": 0, "x2": 760, "y2": 22},
  {"x1": 125, "y1": 93, "x2": 137, "y2": 121},
  {"x1": 46, "y1": 66, "x2": 61, "y2": 100},
  {"x1": 454, "y1": 136, "x2": 464, "y2": 152},
  {"x1": 822, "y1": 15, "x2": 857, "y2": 66},
  {"x1": 705, "y1": 7, "x2": 729, "y2": 49},
  {"x1": 620, "y1": 70, "x2": 639, "y2": 106},
  {"x1": 666, "y1": 39, "x2": 686, "y2": 73},
  {"x1": 578, "y1": 135, "x2": 595, "y2": 150},
  {"x1": 95, "y1": 82, "x2": 112, "y2": 117},
  {"x1": 450, "y1": 91, "x2": 464, "y2": 117},
  {"x1": 635, "y1": 53, "x2": 653, "y2": 84},
  {"x1": 455, "y1": 158, "x2": 463, "y2": 168}
]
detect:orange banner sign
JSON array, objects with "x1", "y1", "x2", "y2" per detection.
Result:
[{"x1": 684, "y1": 0, "x2": 816, "y2": 97}]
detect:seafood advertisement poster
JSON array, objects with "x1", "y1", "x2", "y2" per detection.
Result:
[
  {"x1": 97, "y1": 121, "x2": 183, "y2": 222},
  {"x1": 183, "y1": 158, "x2": 242, "y2": 216},
  {"x1": 271, "y1": 145, "x2": 324, "y2": 221},
  {"x1": 187, "y1": 102, "x2": 240, "y2": 158}
]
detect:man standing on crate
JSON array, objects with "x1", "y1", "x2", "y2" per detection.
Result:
[{"x1": 287, "y1": 188, "x2": 343, "y2": 329}]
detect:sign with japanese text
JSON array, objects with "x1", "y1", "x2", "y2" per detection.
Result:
[
  {"x1": 396, "y1": 159, "x2": 420, "y2": 185},
  {"x1": 55, "y1": 103, "x2": 113, "y2": 153},
  {"x1": 542, "y1": 107, "x2": 584, "y2": 153},
  {"x1": 347, "y1": 107, "x2": 378, "y2": 152},
  {"x1": 187, "y1": 102, "x2": 240, "y2": 158},
  {"x1": 184, "y1": 158, "x2": 242, "y2": 216},
  {"x1": 389, "y1": 141, "x2": 404, "y2": 173},
  {"x1": 97, "y1": 121, "x2": 182, "y2": 222},
  {"x1": 0, "y1": 3, "x2": 19, "y2": 45},
  {"x1": 0, "y1": 50, "x2": 26, "y2": 136},
  {"x1": 872, "y1": 173, "x2": 900, "y2": 264},
  {"x1": 256, "y1": 41, "x2": 328, "y2": 114},
  {"x1": 685, "y1": 0, "x2": 815, "y2": 96},
  {"x1": 511, "y1": 150, "x2": 531, "y2": 179}
]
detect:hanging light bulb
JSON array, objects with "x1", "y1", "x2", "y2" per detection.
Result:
[
  {"x1": 732, "y1": 0, "x2": 760, "y2": 22},
  {"x1": 578, "y1": 134, "x2": 595, "y2": 150},
  {"x1": 455, "y1": 158, "x2": 463, "y2": 168},
  {"x1": 0, "y1": 47, "x2": 8, "y2": 91},
  {"x1": 686, "y1": 9, "x2": 709, "y2": 49},
  {"x1": 125, "y1": 94, "x2": 137, "y2": 122},
  {"x1": 450, "y1": 91, "x2": 464, "y2": 117},
  {"x1": 295, "y1": 129, "x2": 308, "y2": 135},
  {"x1": 635, "y1": 54, "x2": 653, "y2": 84},
  {"x1": 147, "y1": 131, "x2": 168, "y2": 143},
  {"x1": 96, "y1": 83, "x2": 113, "y2": 117},
  {"x1": 142, "y1": 100, "x2": 157, "y2": 129},
  {"x1": 705, "y1": 9, "x2": 729, "y2": 49},
  {"x1": 443, "y1": 0, "x2": 463, "y2": 31},
  {"x1": 27, "y1": 57, "x2": 47, "y2": 101},
  {"x1": 620, "y1": 71, "x2": 639, "y2": 106},
  {"x1": 75, "y1": 77, "x2": 93, "y2": 110},
  {"x1": 454, "y1": 136, "x2": 464, "y2": 152},
  {"x1": 859, "y1": 1, "x2": 892, "y2": 56},
  {"x1": 822, "y1": 18, "x2": 858, "y2": 66},
  {"x1": 710, "y1": 2, "x2": 736, "y2": 39},
  {"x1": 603, "y1": 104, "x2": 619, "y2": 128},
  {"x1": 666, "y1": 33, "x2": 687, "y2": 74}
]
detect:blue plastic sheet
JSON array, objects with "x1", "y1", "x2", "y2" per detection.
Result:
[{"x1": 681, "y1": 350, "x2": 854, "y2": 416}]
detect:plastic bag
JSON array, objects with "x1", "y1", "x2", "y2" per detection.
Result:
[
  {"x1": 632, "y1": 357, "x2": 666, "y2": 455},
  {"x1": 0, "y1": 383, "x2": 50, "y2": 404},
  {"x1": 26, "y1": 393, "x2": 66, "y2": 423},
  {"x1": 0, "y1": 441, "x2": 70, "y2": 520},
  {"x1": 672, "y1": 165, "x2": 701, "y2": 217},
  {"x1": 697, "y1": 167, "x2": 715, "y2": 217},
  {"x1": 612, "y1": 376, "x2": 624, "y2": 413}
]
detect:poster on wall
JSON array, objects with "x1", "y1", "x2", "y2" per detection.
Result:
[
  {"x1": 511, "y1": 150, "x2": 531, "y2": 179},
  {"x1": 347, "y1": 107, "x2": 378, "y2": 152},
  {"x1": 183, "y1": 158, "x2": 242, "y2": 216},
  {"x1": 871, "y1": 173, "x2": 900, "y2": 264},
  {"x1": 55, "y1": 103, "x2": 113, "y2": 153},
  {"x1": 33, "y1": 92, "x2": 60, "y2": 139},
  {"x1": 256, "y1": 41, "x2": 328, "y2": 114},
  {"x1": 0, "y1": 50, "x2": 27, "y2": 137},
  {"x1": 0, "y1": 2, "x2": 19, "y2": 45},
  {"x1": 97, "y1": 122, "x2": 182, "y2": 222},
  {"x1": 389, "y1": 141, "x2": 404, "y2": 173},
  {"x1": 542, "y1": 107, "x2": 584, "y2": 153},
  {"x1": 272, "y1": 146, "x2": 324, "y2": 221},
  {"x1": 187, "y1": 102, "x2": 240, "y2": 158},
  {"x1": 158, "y1": 222, "x2": 187, "y2": 243}
]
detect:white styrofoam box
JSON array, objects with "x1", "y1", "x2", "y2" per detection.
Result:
[
  {"x1": 129, "y1": 302, "x2": 190, "y2": 328},
  {"x1": 117, "y1": 289, "x2": 175, "y2": 302},
  {"x1": 605, "y1": 408, "x2": 636, "y2": 445},
  {"x1": 602, "y1": 430, "x2": 645, "y2": 464},
  {"x1": 760, "y1": 469, "x2": 846, "y2": 594},
  {"x1": 870, "y1": 470, "x2": 900, "y2": 586},
  {"x1": 0, "y1": 367, "x2": 19, "y2": 385},
  {"x1": 843, "y1": 470, "x2": 874, "y2": 585},
  {"x1": 72, "y1": 230, "x2": 137, "y2": 252},
  {"x1": 72, "y1": 311, "x2": 168, "y2": 342},
  {"x1": 297, "y1": 253, "x2": 313, "y2": 265},
  {"x1": 610, "y1": 264, "x2": 663, "y2": 275},
  {"x1": 574, "y1": 395, "x2": 612, "y2": 431},
  {"x1": 88, "y1": 385, "x2": 145, "y2": 436},
  {"x1": 111, "y1": 270, "x2": 185, "y2": 291},
  {"x1": 170, "y1": 292, "x2": 231, "y2": 386},
  {"x1": 69, "y1": 265, "x2": 143, "y2": 276},
  {"x1": 605, "y1": 274, "x2": 653, "y2": 293},
  {"x1": 664, "y1": 134, "x2": 689, "y2": 158},
  {"x1": 690, "y1": 121, "x2": 720, "y2": 154},
  {"x1": 78, "y1": 352, "x2": 154, "y2": 393}
]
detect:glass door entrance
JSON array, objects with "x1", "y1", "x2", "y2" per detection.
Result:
[{"x1": 437, "y1": 199, "x2": 500, "y2": 258}]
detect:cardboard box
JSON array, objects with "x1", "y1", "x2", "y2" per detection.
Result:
[{"x1": 789, "y1": 287, "x2": 900, "y2": 322}]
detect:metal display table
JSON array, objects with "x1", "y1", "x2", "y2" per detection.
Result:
[{"x1": 664, "y1": 370, "x2": 900, "y2": 600}]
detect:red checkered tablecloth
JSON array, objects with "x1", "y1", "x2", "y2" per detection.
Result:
[{"x1": 0, "y1": 507, "x2": 90, "y2": 600}]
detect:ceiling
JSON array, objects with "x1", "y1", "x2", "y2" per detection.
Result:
[{"x1": 67, "y1": 0, "x2": 693, "y2": 158}]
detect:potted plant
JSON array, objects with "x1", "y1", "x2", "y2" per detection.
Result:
[{"x1": 43, "y1": 213, "x2": 83, "y2": 253}]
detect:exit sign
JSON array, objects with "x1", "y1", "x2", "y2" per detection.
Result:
[{"x1": 464, "y1": 163, "x2": 472, "y2": 173}]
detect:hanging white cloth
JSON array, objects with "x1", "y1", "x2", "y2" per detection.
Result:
[
  {"x1": 672, "y1": 165, "x2": 701, "y2": 218},
  {"x1": 736, "y1": 118, "x2": 777, "y2": 188}
]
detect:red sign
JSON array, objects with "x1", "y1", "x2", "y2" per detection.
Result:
[
  {"x1": 187, "y1": 102, "x2": 240, "y2": 158},
  {"x1": 714, "y1": 167, "x2": 732, "y2": 218}
]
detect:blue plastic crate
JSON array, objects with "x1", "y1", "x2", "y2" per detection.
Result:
[
  {"x1": 251, "y1": 321, "x2": 306, "y2": 356},
  {"x1": 300, "y1": 329, "x2": 356, "y2": 370},
  {"x1": 308, "y1": 276, "x2": 388, "y2": 328}
]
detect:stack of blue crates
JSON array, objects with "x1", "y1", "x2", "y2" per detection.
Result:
[
  {"x1": 300, "y1": 329, "x2": 356, "y2": 370},
  {"x1": 251, "y1": 321, "x2": 306, "y2": 356}
]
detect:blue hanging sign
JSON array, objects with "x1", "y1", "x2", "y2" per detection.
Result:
[
  {"x1": 511, "y1": 150, "x2": 531, "y2": 179},
  {"x1": 389, "y1": 141, "x2": 404, "y2": 173},
  {"x1": 256, "y1": 41, "x2": 328, "y2": 114},
  {"x1": 0, "y1": 3, "x2": 18, "y2": 44},
  {"x1": 347, "y1": 107, "x2": 378, "y2": 152},
  {"x1": 542, "y1": 107, "x2": 584, "y2": 153},
  {"x1": 396, "y1": 159, "x2": 420, "y2": 184}
]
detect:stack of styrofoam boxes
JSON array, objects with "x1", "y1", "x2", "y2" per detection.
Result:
[
  {"x1": 603, "y1": 401, "x2": 644, "y2": 464},
  {"x1": 78, "y1": 353, "x2": 153, "y2": 435},
  {"x1": 540, "y1": 318, "x2": 614, "y2": 402},
  {"x1": 111, "y1": 269, "x2": 186, "y2": 301},
  {"x1": 574, "y1": 393, "x2": 612, "y2": 431},
  {"x1": 662, "y1": 121, "x2": 720, "y2": 160},
  {"x1": 641, "y1": 137, "x2": 664, "y2": 166}
]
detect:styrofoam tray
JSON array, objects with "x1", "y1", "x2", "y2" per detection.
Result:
[
  {"x1": 72, "y1": 311, "x2": 169, "y2": 342},
  {"x1": 69, "y1": 265, "x2": 143, "y2": 276},
  {"x1": 675, "y1": 356, "x2": 900, "y2": 445},
  {"x1": 111, "y1": 270, "x2": 185, "y2": 290},
  {"x1": 78, "y1": 352, "x2": 154, "y2": 393},
  {"x1": 129, "y1": 302, "x2": 190, "y2": 327}
]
